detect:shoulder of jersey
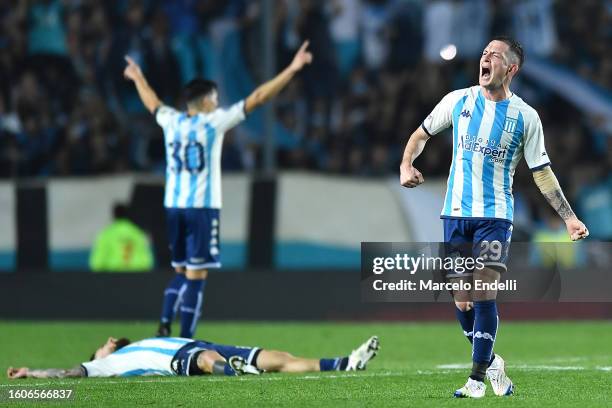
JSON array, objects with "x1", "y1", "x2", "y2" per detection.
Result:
[
  {"x1": 509, "y1": 94, "x2": 539, "y2": 122},
  {"x1": 446, "y1": 86, "x2": 478, "y2": 101}
]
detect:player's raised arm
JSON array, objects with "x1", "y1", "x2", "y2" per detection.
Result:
[
  {"x1": 244, "y1": 41, "x2": 313, "y2": 114},
  {"x1": 7, "y1": 366, "x2": 86, "y2": 379},
  {"x1": 123, "y1": 56, "x2": 162, "y2": 114},
  {"x1": 532, "y1": 166, "x2": 589, "y2": 241},
  {"x1": 399, "y1": 126, "x2": 430, "y2": 188}
]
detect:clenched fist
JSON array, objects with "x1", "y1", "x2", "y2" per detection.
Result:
[{"x1": 400, "y1": 163, "x2": 425, "y2": 188}]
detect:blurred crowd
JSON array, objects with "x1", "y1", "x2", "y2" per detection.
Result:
[{"x1": 0, "y1": 0, "x2": 610, "y2": 237}]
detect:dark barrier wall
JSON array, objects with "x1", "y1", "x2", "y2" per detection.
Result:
[
  {"x1": 1, "y1": 271, "x2": 611, "y2": 320},
  {"x1": 8, "y1": 179, "x2": 277, "y2": 271},
  {"x1": 16, "y1": 185, "x2": 48, "y2": 270}
]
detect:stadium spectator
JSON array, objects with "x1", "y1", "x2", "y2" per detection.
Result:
[
  {"x1": 360, "y1": 0, "x2": 390, "y2": 71},
  {"x1": 89, "y1": 203, "x2": 154, "y2": 272},
  {"x1": 328, "y1": 0, "x2": 361, "y2": 77},
  {"x1": 27, "y1": 0, "x2": 68, "y2": 56}
]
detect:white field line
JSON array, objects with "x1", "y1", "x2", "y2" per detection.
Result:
[
  {"x1": 2, "y1": 364, "x2": 610, "y2": 388},
  {"x1": 436, "y1": 363, "x2": 471, "y2": 369},
  {"x1": 437, "y1": 362, "x2": 612, "y2": 372},
  {"x1": 0, "y1": 371, "x2": 401, "y2": 388},
  {"x1": 512, "y1": 365, "x2": 585, "y2": 371}
]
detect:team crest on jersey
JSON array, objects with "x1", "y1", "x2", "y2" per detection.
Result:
[{"x1": 503, "y1": 117, "x2": 517, "y2": 133}]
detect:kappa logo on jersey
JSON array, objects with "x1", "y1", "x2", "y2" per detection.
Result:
[
  {"x1": 460, "y1": 110, "x2": 472, "y2": 118},
  {"x1": 503, "y1": 117, "x2": 517, "y2": 133},
  {"x1": 458, "y1": 134, "x2": 508, "y2": 162}
]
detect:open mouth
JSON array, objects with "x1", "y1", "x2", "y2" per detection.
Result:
[{"x1": 481, "y1": 66, "x2": 491, "y2": 79}]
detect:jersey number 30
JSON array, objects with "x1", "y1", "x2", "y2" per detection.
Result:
[{"x1": 170, "y1": 141, "x2": 205, "y2": 173}]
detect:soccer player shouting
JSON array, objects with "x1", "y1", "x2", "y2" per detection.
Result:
[
  {"x1": 7, "y1": 336, "x2": 378, "y2": 379},
  {"x1": 123, "y1": 42, "x2": 312, "y2": 339},
  {"x1": 400, "y1": 37, "x2": 588, "y2": 398}
]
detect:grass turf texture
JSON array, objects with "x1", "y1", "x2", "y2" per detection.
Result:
[{"x1": 1, "y1": 321, "x2": 611, "y2": 407}]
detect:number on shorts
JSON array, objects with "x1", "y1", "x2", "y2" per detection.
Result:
[{"x1": 479, "y1": 240, "x2": 503, "y2": 261}]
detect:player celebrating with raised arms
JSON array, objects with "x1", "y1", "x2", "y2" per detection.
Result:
[
  {"x1": 7, "y1": 335, "x2": 379, "y2": 379},
  {"x1": 123, "y1": 42, "x2": 313, "y2": 339},
  {"x1": 400, "y1": 36, "x2": 588, "y2": 398}
]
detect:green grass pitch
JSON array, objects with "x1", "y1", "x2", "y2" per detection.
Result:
[{"x1": 1, "y1": 321, "x2": 611, "y2": 407}]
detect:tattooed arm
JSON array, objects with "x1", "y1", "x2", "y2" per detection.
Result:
[
  {"x1": 7, "y1": 366, "x2": 86, "y2": 379},
  {"x1": 532, "y1": 166, "x2": 589, "y2": 241}
]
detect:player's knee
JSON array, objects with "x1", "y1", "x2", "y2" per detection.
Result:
[
  {"x1": 280, "y1": 351, "x2": 294, "y2": 360},
  {"x1": 267, "y1": 351, "x2": 295, "y2": 371},
  {"x1": 196, "y1": 351, "x2": 219, "y2": 374},
  {"x1": 455, "y1": 301, "x2": 473, "y2": 312},
  {"x1": 174, "y1": 266, "x2": 186, "y2": 274}
]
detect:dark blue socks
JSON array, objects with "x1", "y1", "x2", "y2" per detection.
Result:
[
  {"x1": 472, "y1": 300, "x2": 498, "y2": 364},
  {"x1": 319, "y1": 357, "x2": 349, "y2": 371},
  {"x1": 455, "y1": 306, "x2": 475, "y2": 344},
  {"x1": 160, "y1": 274, "x2": 187, "y2": 324},
  {"x1": 179, "y1": 279, "x2": 206, "y2": 338}
]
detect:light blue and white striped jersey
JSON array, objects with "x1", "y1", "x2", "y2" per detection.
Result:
[
  {"x1": 81, "y1": 337, "x2": 192, "y2": 377},
  {"x1": 422, "y1": 86, "x2": 550, "y2": 222},
  {"x1": 156, "y1": 101, "x2": 246, "y2": 209}
]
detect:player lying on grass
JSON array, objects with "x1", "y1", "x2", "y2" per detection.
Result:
[{"x1": 7, "y1": 335, "x2": 379, "y2": 379}]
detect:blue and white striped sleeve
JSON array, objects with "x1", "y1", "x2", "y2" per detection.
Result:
[
  {"x1": 214, "y1": 100, "x2": 246, "y2": 133},
  {"x1": 421, "y1": 90, "x2": 462, "y2": 136},
  {"x1": 522, "y1": 110, "x2": 550, "y2": 171},
  {"x1": 155, "y1": 105, "x2": 179, "y2": 128},
  {"x1": 81, "y1": 358, "x2": 114, "y2": 377}
]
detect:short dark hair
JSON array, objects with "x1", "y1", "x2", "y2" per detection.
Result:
[
  {"x1": 89, "y1": 337, "x2": 131, "y2": 361},
  {"x1": 113, "y1": 204, "x2": 129, "y2": 220},
  {"x1": 183, "y1": 79, "x2": 217, "y2": 106},
  {"x1": 491, "y1": 36, "x2": 524, "y2": 68}
]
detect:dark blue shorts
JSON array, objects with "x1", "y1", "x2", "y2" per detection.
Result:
[
  {"x1": 170, "y1": 340, "x2": 261, "y2": 376},
  {"x1": 443, "y1": 218, "x2": 513, "y2": 277},
  {"x1": 166, "y1": 208, "x2": 221, "y2": 269}
]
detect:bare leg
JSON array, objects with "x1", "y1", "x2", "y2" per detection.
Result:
[
  {"x1": 255, "y1": 350, "x2": 320, "y2": 373},
  {"x1": 196, "y1": 350, "x2": 225, "y2": 374},
  {"x1": 472, "y1": 266, "x2": 500, "y2": 302},
  {"x1": 185, "y1": 269, "x2": 208, "y2": 280}
]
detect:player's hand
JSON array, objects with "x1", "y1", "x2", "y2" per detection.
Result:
[
  {"x1": 289, "y1": 41, "x2": 313, "y2": 72},
  {"x1": 123, "y1": 55, "x2": 143, "y2": 82},
  {"x1": 400, "y1": 163, "x2": 424, "y2": 188},
  {"x1": 565, "y1": 217, "x2": 589, "y2": 241},
  {"x1": 7, "y1": 367, "x2": 28, "y2": 379}
]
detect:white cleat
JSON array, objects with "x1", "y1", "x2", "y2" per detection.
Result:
[
  {"x1": 453, "y1": 378, "x2": 486, "y2": 398},
  {"x1": 346, "y1": 336, "x2": 380, "y2": 371},
  {"x1": 486, "y1": 354, "x2": 514, "y2": 396},
  {"x1": 228, "y1": 356, "x2": 262, "y2": 376}
]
